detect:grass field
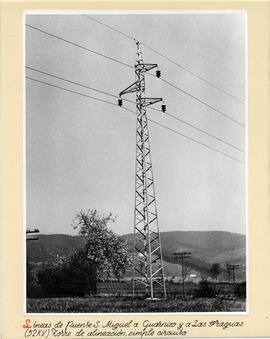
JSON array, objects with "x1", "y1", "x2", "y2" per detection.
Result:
[
  {"x1": 27, "y1": 295, "x2": 245, "y2": 313},
  {"x1": 27, "y1": 280, "x2": 246, "y2": 313}
]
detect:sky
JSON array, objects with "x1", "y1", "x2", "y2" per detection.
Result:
[{"x1": 25, "y1": 12, "x2": 246, "y2": 236}]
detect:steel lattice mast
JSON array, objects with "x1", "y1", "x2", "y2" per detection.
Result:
[{"x1": 119, "y1": 41, "x2": 166, "y2": 300}]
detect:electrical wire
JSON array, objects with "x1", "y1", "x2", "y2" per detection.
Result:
[
  {"x1": 141, "y1": 42, "x2": 245, "y2": 105},
  {"x1": 157, "y1": 77, "x2": 245, "y2": 127},
  {"x1": 26, "y1": 24, "x2": 133, "y2": 70},
  {"x1": 26, "y1": 66, "x2": 135, "y2": 105},
  {"x1": 83, "y1": 15, "x2": 245, "y2": 105},
  {"x1": 83, "y1": 15, "x2": 137, "y2": 42},
  {"x1": 26, "y1": 76, "x2": 245, "y2": 164},
  {"x1": 26, "y1": 66, "x2": 116, "y2": 99},
  {"x1": 26, "y1": 66, "x2": 244, "y2": 153},
  {"x1": 164, "y1": 112, "x2": 244, "y2": 152},
  {"x1": 26, "y1": 76, "x2": 119, "y2": 107},
  {"x1": 124, "y1": 106, "x2": 245, "y2": 164},
  {"x1": 26, "y1": 24, "x2": 244, "y2": 128}
]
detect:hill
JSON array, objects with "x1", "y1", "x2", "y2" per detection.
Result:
[
  {"x1": 26, "y1": 234, "x2": 85, "y2": 262},
  {"x1": 122, "y1": 231, "x2": 245, "y2": 278},
  {"x1": 27, "y1": 231, "x2": 246, "y2": 279}
]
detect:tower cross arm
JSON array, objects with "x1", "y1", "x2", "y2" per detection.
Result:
[
  {"x1": 26, "y1": 228, "x2": 40, "y2": 234},
  {"x1": 174, "y1": 252, "x2": 192, "y2": 256},
  {"x1": 143, "y1": 98, "x2": 162, "y2": 107},
  {"x1": 119, "y1": 80, "x2": 140, "y2": 97},
  {"x1": 143, "y1": 63, "x2": 158, "y2": 72}
]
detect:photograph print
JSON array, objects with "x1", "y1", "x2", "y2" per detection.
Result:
[{"x1": 25, "y1": 11, "x2": 246, "y2": 313}]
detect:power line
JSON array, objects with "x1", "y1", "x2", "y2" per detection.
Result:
[
  {"x1": 26, "y1": 24, "x2": 133, "y2": 70},
  {"x1": 141, "y1": 42, "x2": 245, "y2": 105},
  {"x1": 83, "y1": 15, "x2": 136, "y2": 41},
  {"x1": 26, "y1": 76, "x2": 245, "y2": 164},
  {"x1": 26, "y1": 66, "x2": 244, "y2": 153},
  {"x1": 83, "y1": 15, "x2": 245, "y2": 105},
  {"x1": 26, "y1": 66, "x2": 134, "y2": 105},
  {"x1": 26, "y1": 66, "x2": 117, "y2": 99},
  {"x1": 26, "y1": 24, "x2": 244, "y2": 128},
  {"x1": 26, "y1": 76, "x2": 119, "y2": 107},
  {"x1": 127, "y1": 107, "x2": 245, "y2": 164},
  {"x1": 159, "y1": 78, "x2": 245, "y2": 127},
  {"x1": 165, "y1": 112, "x2": 244, "y2": 152}
]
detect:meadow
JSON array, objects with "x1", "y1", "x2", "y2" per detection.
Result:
[
  {"x1": 27, "y1": 295, "x2": 245, "y2": 313},
  {"x1": 27, "y1": 281, "x2": 246, "y2": 313}
]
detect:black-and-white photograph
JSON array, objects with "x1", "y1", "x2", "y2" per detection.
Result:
[{"x1": 25, "y1": 12, "x2": 246, "y2": 313}]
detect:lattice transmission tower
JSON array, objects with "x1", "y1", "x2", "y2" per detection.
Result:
[{"x1": 119, "y1": 41, "x2": 166, "y2": 300}]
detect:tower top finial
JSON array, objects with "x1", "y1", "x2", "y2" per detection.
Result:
[{"x1": 136, "y1": 40, "x2": 143, "y2": 63}]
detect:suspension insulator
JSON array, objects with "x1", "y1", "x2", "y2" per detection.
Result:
[
  {"x1": 156, "y1": 70, "x2": 161, "y2": 78},
  {"x1": 118, "y1": 99, "x2": 123, "y2": 107},
  {"x1": 161, "y1": 104, "x2": 166, "y2": 113}
]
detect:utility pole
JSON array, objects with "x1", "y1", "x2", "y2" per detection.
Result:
[
  {"x1": 226, "y1": 264, "x2": 240, "y2": 283},
  {"x1": 119, "y1": 41, "x2": 166, "y2": 300},
  {"x1": 174, "y1": 252, "x2": 192, "y2": 298},
  {"x1": 26, "y1": 228, "x2": 40, "y2": 241}
]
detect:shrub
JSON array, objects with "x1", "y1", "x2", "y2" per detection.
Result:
[
  {"x1": 234, "y1": 282, "x2": 246, "y2": 298},
  {"x1": 37, "y1": 252, "x2": 93, "y2": 297},
  {"x1": 27, "y1": 262, "x2": 43, "y2": 298},
  {"x1": 195, "y1": 280, "x2": 216, "y2": 298}
]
